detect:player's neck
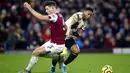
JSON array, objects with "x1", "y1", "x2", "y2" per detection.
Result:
[
  {"x1": 82, "y1": 12, "x2": 85, "y2": 20},
  {"x1": 53, "y1": 10, "x2": 57, "y2": 13},
  {"x1": 50, "y1": 10, "x2": 57, "y2": 14}
]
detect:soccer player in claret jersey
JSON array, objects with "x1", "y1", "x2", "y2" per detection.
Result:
[
  {"x1": 51, "y1": 8, "x2": 93, "y2": 73},
  {"x1": 18, "y1": 1, "x2": 66, "y2": 73}
]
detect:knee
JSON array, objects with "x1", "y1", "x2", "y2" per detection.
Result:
[
  {"x1": 74, "y1": 48, "x2": 80, "y2": 54},
  {"x1": 32, "y1": 47, "x2": 45, "y2": 56},
  {"x1": 71, "y1": 47, "x2": 80, "y2": 54},
  {"x1": 32, "y1": 48, "x2": 39, "y2": 56},
  {"x1": 32, "y1": 51, "x2": 37, "y2": 56}
]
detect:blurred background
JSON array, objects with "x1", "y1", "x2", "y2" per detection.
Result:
[{"x1": 0, "y1": 0, "x2": 130, "y2": 54}]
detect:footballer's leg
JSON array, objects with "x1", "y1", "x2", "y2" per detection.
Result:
[
  {"x1": 61, "y1": 38, "x2": 80, "y2": 73},
  {"x1": 18, "y1": 41, "x2": 52, "y2": 73},
  {"x1": 51, "y1": 53, "x2": 65, "y2": 73},
  {"x1": 51, "y1": 47, "x2": 67, "y2": 69},
  {"x1": 64, "y1": 44, "x2": 80, "y2": 65},
  {"x1": 64, "y1": 38, "x2": 80, "y2": 65},
  {"x1": 25, "y1": 47, "x2": 46, "y2": 71},
  {"x1": 18, "y1": 47, "x2": 46, "y2": 73},
  {"x1": 50, "y1": 53, "x2": 60, "y2": 73},
  {"x1": 51, "y1": 47, "x2": 67, "y2": 73},
  {"x1": 58, "y1": 47, "x2": 68, "y2": 69},
  {"x1": 50, "y1": 45, "x2": 65, "y2": 73},
  {"x1": 51, "y1": 56, "x2": 59, "y2": 73}
]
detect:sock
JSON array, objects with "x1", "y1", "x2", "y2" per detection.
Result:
[
  {"x1": 64, "y1": 53, "x2": 78, "y2": 65},
  {"x1": 62, "y1": 63, "x2": 66, "y2": 66},
  {"x1": 26, "y1": 56, "x2": 38, "y2": 71},
  {"x1": 52, "y1": 58, "x2": 58, "y2": 66}
]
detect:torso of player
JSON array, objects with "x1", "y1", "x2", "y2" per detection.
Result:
[
  {"x1": 65, "y1": 12, "x2": 86, "y2": 39},
  {"x1": 49, "y1": 12, "x2": 66, "y2": 45}
]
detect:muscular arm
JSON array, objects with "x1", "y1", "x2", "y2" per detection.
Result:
[
  {"x1": 24, "y1": 2, "x2": 49, "y2": 21},
  {"x1": 28, "y1": 7, "x2": 49, "y2": 21}
]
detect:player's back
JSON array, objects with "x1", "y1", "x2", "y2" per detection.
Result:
[{"x1": 49, "y1": 12, "x2": 66, "y2": 45}]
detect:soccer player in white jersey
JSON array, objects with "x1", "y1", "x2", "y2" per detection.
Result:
[
  {"x1": 51, "y1": 8, "x2": 93, "y2": 73},
  {"x1": 18, "y1": 1, "x2": 66, "y2": 73}
]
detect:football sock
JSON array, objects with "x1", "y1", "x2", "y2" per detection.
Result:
[
  {"x1": 52, "y1": 58, "x2": 58, "y2": 66},
  {"x1": 26, "y1": 56, "x2": 38, "y2": 71},
  {"x1": 64, "y1": 53, "x2": 78, "y2": 65},
  {"x1": 62, "y1": 63, "x2": 66, "y2": 66}
]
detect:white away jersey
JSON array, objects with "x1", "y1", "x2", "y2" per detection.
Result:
[{"x1": 65, "y1": 12, "x2": 87, "y2": 39}]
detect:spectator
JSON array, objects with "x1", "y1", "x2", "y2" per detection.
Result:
[
  {"x1": 27, "y1": 17, "x2": 41, "y2": 33},
  {"x1": 26, "y1": 30, "x2": 39, "y2": 50},
  {"x1": 123, "y1": 34, "x2": 130, "y2": 47},
  {"x1": 95, "y1": 28, "x2": 104, "y2": 48},
  {"x1": 42, "y1": 27, "x2": 51, "y2": 42},
  {"x1": 7, "y1": 25, "x2": 22, "y2": 50},
  {"x1": 124, "y1": 19, "x2": 130, "y2": 35},
  {"x1": 116, "y1": 32, "x2": 124, "y2": 47},
  {"x1": 38, "y1": 37, "x2": 45, "y2": 46},
  {"x1": 105, "y1": 32, "x2": 117, "y2": 49},
  {"x1": 0, "y1": 23, "x2": 8, "y2": 52},
  {"x1": 83, "y1": 39, "x2": 91, "y2": 49}
]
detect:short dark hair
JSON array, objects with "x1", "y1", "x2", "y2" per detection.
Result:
[
  {"x1": 85, "y1": 7, "x2": 93, "y2": 12},
  {"x1": 44, "y1": 1, "x2": 56, "y2": 7}
]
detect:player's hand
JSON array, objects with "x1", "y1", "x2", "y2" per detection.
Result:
[{"x1": 23, "y1": 2, "x2": 31, "y2": 9}]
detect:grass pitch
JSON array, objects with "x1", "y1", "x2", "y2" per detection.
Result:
[{"x1": 0, "y1": 53, "x2": 130, "y2": 73}]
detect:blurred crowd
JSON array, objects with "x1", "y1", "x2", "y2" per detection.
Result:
[{"x1": 0, "y1": 0, "x2": 130, "y2": 51}]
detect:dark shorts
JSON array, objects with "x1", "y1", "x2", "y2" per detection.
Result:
[{"x1": 65, "y1": 38, "x2": 76, "y2": 49}]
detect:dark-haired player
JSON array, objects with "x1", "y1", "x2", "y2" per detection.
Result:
[
  {"x1": 18, "y1": 1, "x2": 66, "y2": 73},
  {"x1": 51, "y1": 8, "x2": 93, "y2": 73}
]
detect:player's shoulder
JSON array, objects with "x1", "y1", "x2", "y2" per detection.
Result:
[
  {"x1": 55, "y1": 12, "x2": 63, "y2": 18},
  {"x1": 48, "y1": 13, "x2": 59, "y2": 22},
  {"x1": 49, "y1": 13, "x2": 58, "y2": 18},
  {"x1": 74, "y1": 12, "x2": 83, "y2": 16},
  {"x1": 49, "y1": 12, "x2": 63, "y2": 17},
  {"x1": 73, "y1": 12, "x2": 83, "y2": 19},
  {"x1": 75, "y1": 12, "x2": 83, "y2": 15}
]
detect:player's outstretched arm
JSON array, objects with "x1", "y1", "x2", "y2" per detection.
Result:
[{"x1": 23, "y1": 2, "x2": 49, "y2": 21}]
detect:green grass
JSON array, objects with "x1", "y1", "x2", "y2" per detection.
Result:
[{"x1": 0, "y1": 53, "x2": 130, "y2": 73}]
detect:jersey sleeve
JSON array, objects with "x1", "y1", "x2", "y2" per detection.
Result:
[{"x1": 48, "y1": 13, "x2": 58, "y2": 22}]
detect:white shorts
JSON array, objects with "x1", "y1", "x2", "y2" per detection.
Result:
[{"x1": 40, "y1": 40, "x2": 65, "y2": 55}]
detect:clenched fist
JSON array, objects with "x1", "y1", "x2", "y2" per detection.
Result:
[{"x1": 23, "y1": 2, "x2": 31, "y2": 9}]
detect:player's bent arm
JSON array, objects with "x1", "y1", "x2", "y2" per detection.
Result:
[
  {"x1": 27, "y1": 7, "x2": 49, "y2": 21},
  {"x1": 24, "y1": 2, "x2": 58, "y2": 22}
]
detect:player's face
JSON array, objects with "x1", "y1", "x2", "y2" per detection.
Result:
[
  {"x1": 45, "y1": 6, "x2": 54, "y2": 14},
  {"x1": 83, "y1": 10, "x2": 93, "y2": 20}
]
